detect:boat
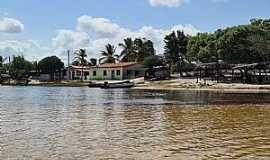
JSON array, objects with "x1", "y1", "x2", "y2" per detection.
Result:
[
  {"x1": 88, "y1": 81, "x2": 104, "y2": 88},
  {"x1": 101, "y1": 81, "x2": 135, "y2": 89}
]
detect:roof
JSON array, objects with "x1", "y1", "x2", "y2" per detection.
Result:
[
  {"x1": 94, "y1": 62, "x2": 138, "y2": 68},
  {"x1": 68, "y1": 65, "x2": 92, "y2": 70}
]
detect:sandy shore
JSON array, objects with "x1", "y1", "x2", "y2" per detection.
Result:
[
  {"x1": 17, "y1": 78, "x2": 270, "y2": 93},
  {"x1": 134, "y1": 78, "x2": 270, "y2": 93}
]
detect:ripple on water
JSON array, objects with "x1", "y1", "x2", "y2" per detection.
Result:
[{"x1": 0, "y1": 87, "x2": 270, "y2": 159}]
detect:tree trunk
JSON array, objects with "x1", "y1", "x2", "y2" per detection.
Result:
[{"x1": 178, "y1": 60, "x2": 183, "y2": 77}]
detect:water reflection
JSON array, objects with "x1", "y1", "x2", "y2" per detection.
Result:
[{"x1": 0, "y1": 87, "x2": 270, "y2": 159}]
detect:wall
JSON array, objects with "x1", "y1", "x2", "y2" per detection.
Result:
[
  {"x1": 89, "y1": 67, "x2": 123, "y2": 80},
  {"x1": 123, "y1": 64, "x2": 145, "y2": 79}
]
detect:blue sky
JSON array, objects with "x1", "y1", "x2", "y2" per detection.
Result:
[{"x1": 0, "y1": 0, "x2": 269, "y2": 61}]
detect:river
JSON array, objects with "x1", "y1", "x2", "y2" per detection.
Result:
[{"x1": 0, "y1": 86, "x2": 269, "y2": 159}]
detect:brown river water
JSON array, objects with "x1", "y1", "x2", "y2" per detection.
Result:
[{"x1": 0, "y1": 87, "x2": 270, "y2": 160}]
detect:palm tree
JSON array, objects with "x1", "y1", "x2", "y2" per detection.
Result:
[
  {"x1": 74, "y1": 48, "x2": 88, "y2": 80},
  {"x1": 134, "y1": 38, "x2": 155, "y2": 62},
  {"x1": 89, "y1": 58, "x2": 97, "y2": 66},
  {"x1": 99, "y1": 44, "x2": 119, "y2": 64},
  {"x1": 119, "y1": 38, "x2": 136, "y2": 62},
  {"x1": 119, "y1": 38, "x2": 155, "y2": 63}
]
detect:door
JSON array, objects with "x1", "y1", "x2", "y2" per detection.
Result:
[{"x1": 111, "y1": 70, "x2": 115, "y2": 80}]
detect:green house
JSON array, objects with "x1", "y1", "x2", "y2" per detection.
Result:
[{"x1": 89, "y1": 62, "x2": 145, "y2": 80}]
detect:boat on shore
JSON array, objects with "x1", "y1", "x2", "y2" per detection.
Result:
[
  {"x1": 101, "y1": 81, "x2": 135, "y2": 89},
  {"x1": 88, "y1": 81, "x2": 104, "y2": 88},
  {"x1": 88, "y1": 80, "x2": 135, "y2": 89}
]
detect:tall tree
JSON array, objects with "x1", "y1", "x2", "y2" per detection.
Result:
[
  {"x1": 38, "y1": 56, "x2": 64, "y2": 81},
  {"x1": 164, "y1": 30, "x2": 189, "y2": 76},
  {"x1": 89, "y1": 58, "x2": 97, "y2": 66},
  {"x1": 74, "y1": 48, "x2": 88, "y2": 80},
  {"x1": 134, "y1": 38, "x2": 155, "y2": 62},
  {"x1": 9, "y1": 56, "x2": 34, "y2": 80},
  {"x1": 119, "y1": 38, "x2": 155, "y2": 63},
  {"x1": 99, "y1": 44, "x2": 119, "y2": 64},
  {"x1": 119, "y1": 38, "x2": 136, "y2": 62}
]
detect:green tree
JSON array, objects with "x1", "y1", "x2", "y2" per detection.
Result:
[
  {"x1": 164, "y1": 30, "x2": 189, "y2": 76},
  {"x1": 9, "y1": 56, "x2": 34, "y2": 80},
  {"x1": 143, "y1": 55, "x2": 164, "y2": 69},
  {"x1": 119, "y1": 38, "x2": 136, "y2": 62},
  {"x1": 119, "y1": 38, "x2": 155, "y2": 63},
  {"x1": 99, "y1": 44, "x2": 119, "y2": 64},
  {"x1": 89, "y1": 58, "x2": 97, "y2": 66},
  {"x1": 134, "y1": 38, "x2": 155, "y2": 62},
  {"x1": 74, "y1": 48, "x2": 88, "y2": 80},
  {"x1": 38, "y1": 56, "x2": 64, "y2": 81}
]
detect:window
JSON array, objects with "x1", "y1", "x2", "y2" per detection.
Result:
[
  {"x1": 103, "y1": 70, "x2": 107, "y2": 76},
  {"x1": 93, "y1": 71, "x2": 96, "y2": 76},
  {"x1": 117, "y1": 70, "x2": 121, "y2": 76}
]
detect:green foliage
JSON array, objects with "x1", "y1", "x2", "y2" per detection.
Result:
[
  {"x1": 164, "y1": 30, "x2": 189, "y2": 75},
  {"x1": 99, "y1": 44, "x2": 119, "y2": 64},
  {"x1": 143, "y1": 55, "x2": 164, "y2": 69},
  {"x1": 38, "y1": 56, "x2": 64, "y2": 75},
  {"x1": 9, "y1": 56, "x2": 34, "y2": 79},
  {"x1": 74, "y1": 49, "x2": 88, "y2": 66},
  {"x1": 89, "y1": 58, "x2": 97, "y2": 66},
  {"x1": 186, "y1": 18, "x2": 270, "y2": 64},
  {"x1": 119, "y1": 38, "x2": 155, "y2": 63}
]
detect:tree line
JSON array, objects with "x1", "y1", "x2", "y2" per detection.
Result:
[{"x1": 1, "y1": 18, "x2": 270, "y2": 80}]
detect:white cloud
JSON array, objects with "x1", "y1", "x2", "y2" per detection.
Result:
[
  {"x1": 0, "y1": 40, "x2": 49, "y2": 60},
  {"x1": 148, "y1": 0, "x2": 189, "y2": 7},
  {"x1": 52, "y1": 16, "x2": 200, "y2": 59},
  {"x1": 0, "y1": 16, "x2": 200, "y2": 63},
  {"x1": 76, "y1": 15, "x2": 128, "y2": 38},
  {"x1": 0, "y1": 18, "x2": 24, "y2": 33},
  {"x1": 147, "y1": 0, "x2": 227, "y2": 7}
]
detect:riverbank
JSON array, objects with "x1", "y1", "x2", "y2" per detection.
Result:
[
  {"x1": 134, "y1": 78, "x2": 270, "y2": 93},
  {"x1": 4, "y1": 78, "x2": 270, "y2": 93}
]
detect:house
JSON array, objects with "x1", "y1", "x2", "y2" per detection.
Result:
[
  {"x1": 66, "y1": 65, "x2": 91, "y2": 80},
  {"x1": 89, "y1": 62, "x2": 145, "y2": 80}
]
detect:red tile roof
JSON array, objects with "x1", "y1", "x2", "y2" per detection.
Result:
[
  {"x1": 69, "y1": 65, "x2": 92, "y2": 69},
  {"x1": 95, "y1": 62, "x2": 138, "y2": 68}
]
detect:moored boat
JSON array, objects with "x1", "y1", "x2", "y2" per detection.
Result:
[
  {"x1": 88, "y1": 81, "x2": 104, "y2": 88},
  {"x1": 101, "y1": 81, "x2": 135, "y2": 89}
]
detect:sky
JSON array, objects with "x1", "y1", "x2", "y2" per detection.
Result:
[{"x1": 0, "y1": 0, "x2": 269, "y2": 63}]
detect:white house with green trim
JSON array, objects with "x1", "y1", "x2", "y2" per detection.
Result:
[{"x1": 89, "y1": 62, "x2": 145, "y2": 80}]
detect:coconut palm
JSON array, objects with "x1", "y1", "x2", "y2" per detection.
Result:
[
  {"x1": 119, "y1": 38, "x2": 136, "y2": 62},
  {"x1": 134, "y1": 38, "x2": 155, "y2": 62},
  {"x1": 89, "y1": 58, "x2": 97, "y2": 66},
  {"x1": 74, "y1": 48, "x2": 88, "y2": 80},
  {"x1": 119, "y1": 38, "x2": 155, "y2": 63},
  {"x1": 99, "y1": 44, "x2": 119, "y2": 64}
]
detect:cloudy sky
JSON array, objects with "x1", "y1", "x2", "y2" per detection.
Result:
[{"x1": 0, "y1": 0, "x2": 269, "y2": 63}]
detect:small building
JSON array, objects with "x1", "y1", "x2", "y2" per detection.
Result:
[
  {"x1": 89, "y1": 62, "x2": 145, "y2": 80},
  {"x1": 66, "y1": 65, "x2": 91, "y2": 80}
]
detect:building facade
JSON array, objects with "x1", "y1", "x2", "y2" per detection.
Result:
[
  {"x1": 66, "y1": 65, "x2": 91, "y2": 80},
  {"x1": 89, "y1": 62, "x2": 145, "y2": 80}
]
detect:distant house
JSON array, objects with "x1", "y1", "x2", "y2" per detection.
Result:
[
  {"x1": 89, "y1": 62, "x2": 145, "y2": 80},
  {"x1": 66, "y1": 65, "x2": 91, "y2": 80}
]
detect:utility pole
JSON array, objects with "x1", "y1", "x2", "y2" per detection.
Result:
[{"x1": 67, "y1": 50, "x2": 70, "y2": 81}]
